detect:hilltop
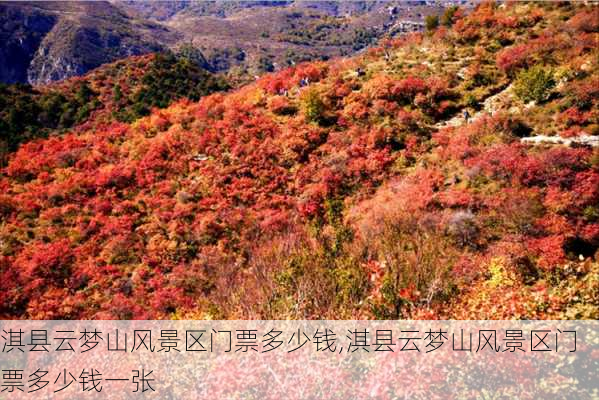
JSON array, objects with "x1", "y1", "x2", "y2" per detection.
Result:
[{"x1": 0, "y1": 2, "x2": 597, "y2": 319}]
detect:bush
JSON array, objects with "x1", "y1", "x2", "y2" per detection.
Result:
[
  {"x1": 441, "y1": 6, "x2": 459, "y2": 27},
  {"x1": 514, "y1": 65, "x2": 555, "y2": 103},
  {"x1": 268, "y1": 96, "x2": 297, "y2": 116},
  {"x1": 425, "y1": 15, "x2": 440, "y2": 32},
  {"x1": 446, "y1": 210, "x2": 479, "y2": 248},
  {"x1": 496, "y1": 44, "x2": 529, "y2": 75},
  {"x1": 301, "y1": 88, "x2": 326, "y2": 124}
]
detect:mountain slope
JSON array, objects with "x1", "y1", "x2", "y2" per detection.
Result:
[
  {"x1": 0, "y1": 2, "x2": 597, "y2": 319},
  {"x1": 0, "y1": 52, "x2": 229, "y2": 161}
]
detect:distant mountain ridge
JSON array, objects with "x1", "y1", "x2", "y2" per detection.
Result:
[{"x1": 0, "y1": 0, "x2": 461, "y2": 84}]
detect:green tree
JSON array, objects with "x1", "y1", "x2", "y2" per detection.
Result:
[
  {"x1": 75, "y1": 82, "x2": 94, "y2": 104},
  {"x1": 113, "y1": 84, "x2": 122, "y2": 102},
  {"x1": 301, "y1": 88, "x2": 326, "y2": 124},
  {"x1": 425, "y1": 15, "x2": 440, "y2": 32},
  {"x1": 441, "y1": 6, "x2": 458, "y2": 27},
  {"x1": 176, "y1": 43, "x2": 210, "y2": 69},
  {"x1": 258, "y1": 56, "x2": 274, "y2": 73},
  {"x1": 514, "y1": 65, "x2": 555, "y2": 103}
]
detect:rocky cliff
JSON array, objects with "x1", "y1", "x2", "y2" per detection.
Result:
[{"x1": 0, "y1": 1, "x2": 174, "y2": 84}]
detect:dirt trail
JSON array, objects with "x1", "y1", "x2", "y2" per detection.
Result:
[
  {"x1": 431, "y1": 83, "x2": 599, "y2": 147},
  {"x1": 434, "y1": 83, "x2": 514, "y2": 129}
]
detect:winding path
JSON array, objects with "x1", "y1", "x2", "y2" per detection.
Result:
[{"x1": 432, "y1": 83, "x2": 599, "y2": 147}]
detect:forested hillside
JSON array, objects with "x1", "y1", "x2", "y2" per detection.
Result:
[
  {"x1": 0, "y1": 52, "x2": 229, "y2": 160},
  {"x1": 0, "y1": 2, "x2": 597, "y2": 319}
]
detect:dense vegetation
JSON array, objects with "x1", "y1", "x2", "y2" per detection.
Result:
[
  {"x1": 278, "y1": 14, "x2": 380, "y2": 51},
  {"x1": 0, "y1": 52, "x2": 229, "y2": 161},
  {"x1": 0, "y1": 2, "x2": 597, "y2": 319},
  {"x1": 0, "y1": 81, "x2": 99, "y2": 156},
  {"x1": 111, "y1": 53, "x2": 230, "y2": 122}
]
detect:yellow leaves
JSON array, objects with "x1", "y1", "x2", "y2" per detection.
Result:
[
  {"x1": 147, "y1": 233, "x2": 167, "y2": 254},
  {"x1": 130, "y1": 116, "x2": 151, "y2": 135},
  {"x1": 100, "y1": 234, "x2": 139, "y2": 265},
  {"x1": 245, "y1": 87, "x2": 268, "y2": 107},
  {"x1": 166, "y1": 239, "x2": 179, "y2": 252},
  {"x1": 486, "y1": 257, "x2": 517, "y2": 288}
]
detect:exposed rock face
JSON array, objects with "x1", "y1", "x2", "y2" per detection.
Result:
[
  {"x1": 25, "y1": 18, "x2": 165, "y2": 85},
  {"x1": 0, "y1": 4, "x2": 56, "y2": 83},
  {"x1": 521, "y1": 134, "x2": 599, "y2": 148},
  {"x1": 0, "y1": 1, "x2": 170, "y2": 85}
]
